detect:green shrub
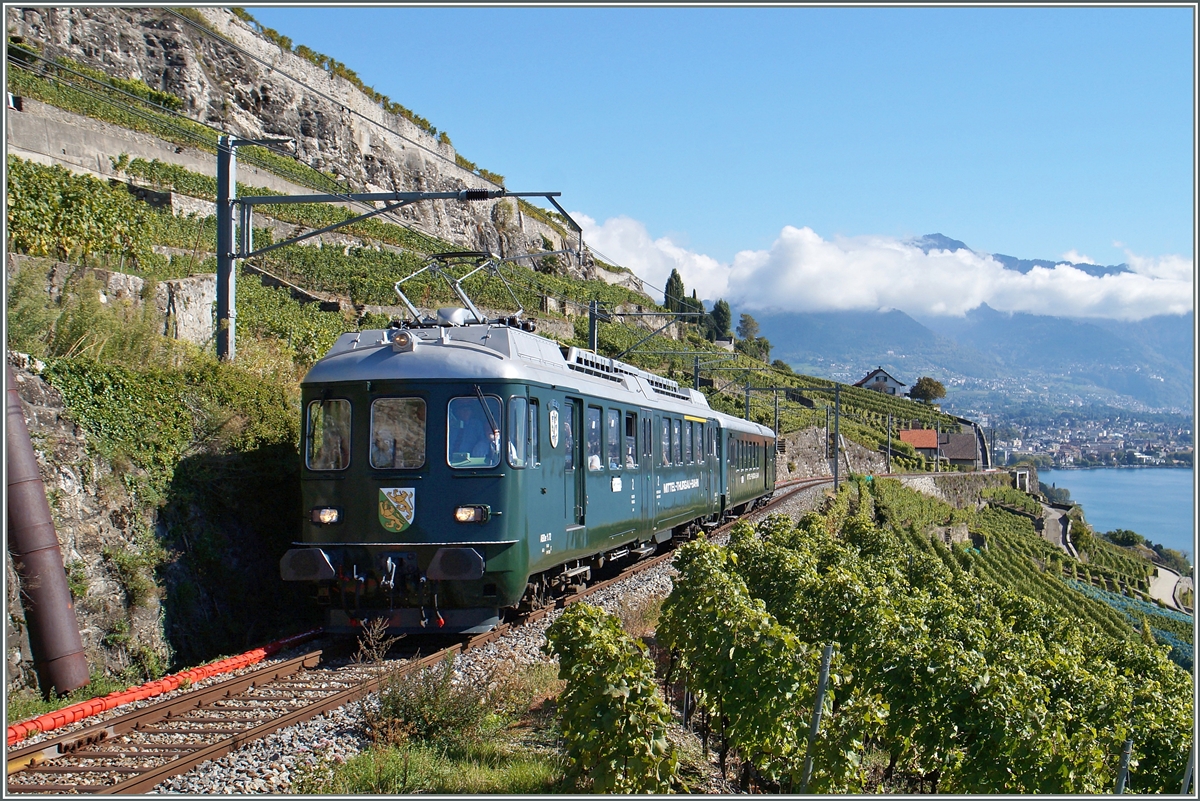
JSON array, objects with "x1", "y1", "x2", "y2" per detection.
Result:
[
  {"x1": 544, "y1": 602, "x2": 678, "y2": 793},
  {"x1": 364, "y1": 654, "x2": 489, "y2": 748}
]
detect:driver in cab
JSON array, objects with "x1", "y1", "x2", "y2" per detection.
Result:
[{"x1": 449, "y1": 401, "x2": 499, "y2": 465}]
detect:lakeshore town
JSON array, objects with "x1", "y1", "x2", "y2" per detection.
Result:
[{"x1": 982, "y1": 414, "x2": 1193, "y2": 469}]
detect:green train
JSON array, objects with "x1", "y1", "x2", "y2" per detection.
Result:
[{"x1": 280, "y1": 309, "x2": 776, "y2": 633}]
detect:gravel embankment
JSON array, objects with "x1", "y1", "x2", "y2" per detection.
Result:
[{"x1": 148, "y1": 482, "x2": 829, "y2": 794}]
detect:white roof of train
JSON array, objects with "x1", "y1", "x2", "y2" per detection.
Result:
[{"x1": 304, "y1": 323, "x2": 775, "y2": 438}]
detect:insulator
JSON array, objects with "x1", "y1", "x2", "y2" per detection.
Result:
[{"x1": 461, "y1": 189, "x2": 490, "y2": 201}]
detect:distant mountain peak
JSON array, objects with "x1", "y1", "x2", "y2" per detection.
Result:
[
  {"x1": 908, "y1": 233, "x2": 1131, "y2": 278},
  {"x1": 909, "y1": 233, "x2": 972, "y2": 254}
]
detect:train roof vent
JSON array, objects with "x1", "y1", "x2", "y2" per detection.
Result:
[
  {"x1": 647, "y1": 379, "x2": 692, "y2": 402},
  {"x1": 563, "y1": 347, "x2": 697, "y2": 399},
  {"x1": 564, "y1": 347, "x2": 625, "y2": 385}
]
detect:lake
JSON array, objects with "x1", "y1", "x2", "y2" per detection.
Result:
[{"x1": 1040, "y1": 468, "x2": 1195, "y2": 561}]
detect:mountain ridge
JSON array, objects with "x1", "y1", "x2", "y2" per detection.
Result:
[{"x1": 751, "y1": 234, "x2": 1192, "y2": 415}]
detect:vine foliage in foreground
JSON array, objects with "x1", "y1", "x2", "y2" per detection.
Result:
[
  {"x1": 543, "y1": 603, "x2": 678, "y2": 793},
  {"x1": 660, "y1": 480, "x2": 1194, "y2": 793}
]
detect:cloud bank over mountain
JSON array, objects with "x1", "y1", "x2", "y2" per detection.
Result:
[{"x1": 576, "y1": 214, "x2": 1194, "y2": 321}]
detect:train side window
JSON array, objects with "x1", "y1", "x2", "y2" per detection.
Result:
[
  {"x1": 642, "y1": 417, "x2": 652, "y2": 459},
  {"x1": 564, "y1": 401, "x2": 575, "y2": 471},
  {"x1": 697, "y1": 423, "x2": 705, "y2": 465},
  {"x1": 507, "y1": 397, "x2": 528, "y2": 468},
  {"x1": 661, "y1": 418, "x2": 670, "y2": 467},
  {"x1": 606, "y1": 409, "x2": 621, "y2": 470},
  {"x1": 625, "y1": 412, "x2": 638, "y2": 468},
  {"x1": 306, "y1": 399, "x2": 351, "y2": 470},
  {"x1": 672, "y1": 418, "x2": 682, "y2": 465},
  {"x1": 369, "y1": 398, "x2": 426, "y2": 469},
  {"x1": 586, "y1": 407, "x2": 603, "y2": 471},
  {"x1": 448, "y1": 395, "x2": 502, "y2": 469},
  {"x1": 684, "y1": 421, "x2": 693, "y2": 463},
  {"x1": 529, "y1": 399, "x2": 540, "y2": 468}
]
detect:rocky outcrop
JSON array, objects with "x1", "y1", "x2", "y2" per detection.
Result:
[
  {"x1": 92, "y1": 269, "x2": 217, "y2": 346},
  {"x1": 5, "y1": 352, "x2": 170, "y2": 693},
  {"x1": 8, "y1": 255, "x2": 217, "y2": 347}
]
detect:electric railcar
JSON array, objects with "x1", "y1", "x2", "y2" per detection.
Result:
[{"x1": 279, "y1": 309, "x2": 776, "y2": 633}]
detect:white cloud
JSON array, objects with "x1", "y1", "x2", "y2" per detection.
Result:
[
  {"x1": 575, "y1": 213, "x2": 728, "y2": 301},
  {"x1": 575, "y1": 215, "x2": 1194, "y2": 321},
  {"x1": 1122, "y1": 250, "x2": 1194, "y2": 282},
  {"x1": 1060, "y1": 249, "x2": 1095, "y2": 265}
]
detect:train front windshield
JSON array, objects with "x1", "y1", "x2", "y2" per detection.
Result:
[{"x1": 447, "y1": 396, "x2": 502, "y2": 468}]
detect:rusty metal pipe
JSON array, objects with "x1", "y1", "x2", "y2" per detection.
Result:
[{"x1": 6, "y1": 364, "x2": 89, "y2": 697}]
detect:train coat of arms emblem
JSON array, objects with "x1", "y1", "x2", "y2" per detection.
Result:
[{"x1": 379, "y1": 488, "x2": 416, "y2": 533}]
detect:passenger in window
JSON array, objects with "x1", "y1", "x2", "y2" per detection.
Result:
[{"x1": 587, "y1": 411, "x2": 603, "y2": 471}]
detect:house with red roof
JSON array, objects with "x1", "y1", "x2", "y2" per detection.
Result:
[
  {"x1": 899, "y1": 428, "x2": 983, "y2": 469},
  {"x1": 899, "y1": 428, "x2": 939, "y2": 458}
]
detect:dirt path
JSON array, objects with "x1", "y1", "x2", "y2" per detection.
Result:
[
  {"x1": 1147, "y1": 564, "x2": 1182, "y2": 609},
  {"x1": 1039, "y1": 505, "x2": 1078, "y2": 558}
]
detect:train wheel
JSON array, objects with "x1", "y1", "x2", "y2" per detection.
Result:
[{"x1": 517, "y1": 577, "x2": 550, "y2": 613}]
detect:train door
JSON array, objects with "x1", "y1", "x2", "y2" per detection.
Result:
[
  {"x1": 564, "y1": 399, "x2": 584, "y2": 527},
  {"x1": 715, "y1": 424, "x2": 727, "y2": 513},
  {"x1": 522, "y1": 392, "x2": 552, "y2": 565},
  {"x1": 704, "y1": 420, "x2": 716, "y2": 513},
  {"x1": 640, "y1": 410, "x2": 654, "y2": 535},
  {"x1": 652, "y1": 413, "x2": 665, "y2": 527}
]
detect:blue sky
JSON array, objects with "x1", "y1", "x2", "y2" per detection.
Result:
[{"x1": 248, "y1": 5, "x2": 1195, "y2": 319}]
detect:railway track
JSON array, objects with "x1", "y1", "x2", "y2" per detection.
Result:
[{"x1": 6, "y1": 477, "x2": 829, "y2": 794}]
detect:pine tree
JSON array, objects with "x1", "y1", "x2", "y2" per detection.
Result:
[
  {"x1": 664, "y1": 269, "x2": 685, "y2": 314},
  {"x1": 711, "y1": 299, "x2": 732, "y2": 339}
]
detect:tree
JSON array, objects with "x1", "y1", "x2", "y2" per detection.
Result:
[
  {"x1": 1105, "y1": 529, "x2": 1144, "y2": 547},
  {"x1": 710, "y1": 299, "x2": 732, "y2": 339},
  {"x1": 909, "y1": 376, "x2": 947, "y2": 404},
  {"x1": 736, "y1": 335, "x2": 771, "y2": 362},
  {"x1": 664, "y1": 269, "x2": 685, "y2": 313},
  {"x1": 772, "y1": 359, "x2": 794, "y2": 374},
  {"x1": 736, "y1": 313, "x2": 759, "y2": 341}
]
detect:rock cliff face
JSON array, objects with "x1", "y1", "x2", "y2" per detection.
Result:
[
  {"x1": 4, "y1": 6, "x2": 634, "y2": 287},
  {"x1": 6, "y1": 352, "x2": 170, "y2": 693}
]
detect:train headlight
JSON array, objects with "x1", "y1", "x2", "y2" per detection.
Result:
[
  {"x1": 453, "y1": 505, "x2": 490, "y2": 524},
  {"x1": 311, "y1": 507, "x2": 341, "y2": 525},
  {"x1": 391, "y1": 330, "x2": 416, "y2": 352}
]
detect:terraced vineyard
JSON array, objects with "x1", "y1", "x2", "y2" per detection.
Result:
[{"x1": 660, "y1": 477, "x2": 1193, "y2": 793}]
